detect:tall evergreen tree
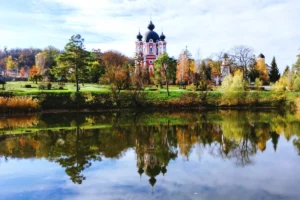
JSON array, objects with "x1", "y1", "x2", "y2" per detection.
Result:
[
  {"x1": 292, "y1": 53, "x2": 300, "y2": 73},
  {"x1": 269, "y1": 131, "x2": 280, "y2": 151},
  {"x1": 269, "y1": 57, "x2": 280, "y2": 82},
  {"x1": 57, "y1": 34, "x2": 89, "y2": 92}
]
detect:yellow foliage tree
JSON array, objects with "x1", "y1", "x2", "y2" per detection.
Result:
[
  {"x1": 176, "y1": 49, "x2": 191, "y2": 85},
  {"x1": 256, "y1": 59, "x2": 269, "y2": 83}
]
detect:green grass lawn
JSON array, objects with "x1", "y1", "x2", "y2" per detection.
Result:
[
  {"x1": 3, "y1": 81, "x2": 204, "y2": 95},
  {"x1": 4, "y1": 81, "x2": 111, "y2": 94}
]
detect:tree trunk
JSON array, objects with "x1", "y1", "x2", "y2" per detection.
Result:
[
  {"x1": 75, "y1": 65, "x2": 79, "y2": 93},
  {"x1": 166, "y1": 77, "x2": 169, "y2": 96},
  {"x1": 76, "y1": 74, "x2": 79, "y2": 93}
]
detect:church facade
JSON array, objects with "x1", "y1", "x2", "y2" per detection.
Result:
[{"x1": 135, "y1": 21, "x2": 167, "y2": 75}]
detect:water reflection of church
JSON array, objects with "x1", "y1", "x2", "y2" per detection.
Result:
[{"x1": 136, "y1": 134, "x2": 169, "y2": 190}]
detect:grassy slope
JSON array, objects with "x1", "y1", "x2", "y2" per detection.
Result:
[{"x1": 1, "y1": 81, "x2": 300, "y2": 110}]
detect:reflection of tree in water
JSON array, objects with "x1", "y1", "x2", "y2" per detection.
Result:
[
  {"x1": 51, "y1": 127, "x2": 102, "y2": 184},
  {"x1": 1, "y1": 111, "x2": 300, "y2": 185}
]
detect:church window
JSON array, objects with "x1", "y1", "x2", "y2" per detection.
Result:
[{"x1": 150, "y1": 47, "x2": 153, "y2": 53}]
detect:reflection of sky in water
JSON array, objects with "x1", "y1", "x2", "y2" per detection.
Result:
[{"x1": 1, "y1": 138, "x2": 300, "y2": 200}]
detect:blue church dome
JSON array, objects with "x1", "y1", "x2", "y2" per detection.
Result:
[{"x1": 144, "y1": 21, "x2": 160, "y2": 42}]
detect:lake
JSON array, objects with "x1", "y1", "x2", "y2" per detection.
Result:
[{"x1": 0, "y1": 110, "x2": 300, "y2": 200}]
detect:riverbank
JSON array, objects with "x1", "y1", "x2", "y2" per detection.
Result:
[{"x1": 1, "y1": 89, "x2": 300, "y2": 113}]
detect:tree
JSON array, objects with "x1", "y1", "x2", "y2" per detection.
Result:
[
  {"x1": 269, "y1": 57, "x2": 280, "y2": 83},
  {"x1": 100, "y1": 66, "x2": 128, "y2": 105},
  {"x1": 208, "y1": 51, "x2": 226, "y2": 73},
  {"x1": 168, "y1": 57, "x2": 177, "y2": 84},
  {"x1": 5, "y1": 55, "x2": 18, "y2": 77},
  {"x1": 57, "y1": 34, "x2": 89, "y2": 93},
  {"x1": 100, "y1": 51, "x2": 127, "y2": 68},
  {"x1": 283, "y1": 66, "x2": 290, "y2": 76},
  {"x1": 254, "y1": 78, "x2": 263, "y2": 89},
  {"x1": 248, "y1": 68, "x2": 259, "y2": 82},
  {"x1": 229, "y1": 46, "x2": 256, "y2": 79},
  {"x1": 35, "y1": 52, "x2": 46, "y2": 74},
  {"x1": 292, "y1": 53, "x2": 300, "y2": 73},
  {"x1": 176, "y1": 48, "x2": 192, "y2": 85},
  {"x1": 221, "y1": 70, "x2": 245, "y2": 105},
  {"x1": 43, "y1": 46, "x2": 60, "y2": 69},
  {"x1": 29, "y1": 65, "x2": 42, "y2": 84},
  {"x1": 154, "y1": 53, "x2": 172, "y2": 96},
  {"x1": 198, "y1": 60, "x2": 211, "y2": 90},
  {"x1": 256, "y1": 58, "x2": 269, "y2": 84}
]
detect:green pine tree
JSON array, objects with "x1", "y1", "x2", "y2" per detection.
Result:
[
  {"x1": 292, "y1": 54, "x2": 300, "y2": 73},
  {"x1": 57, "y1": 34, "x2": 89, "y2": 93},
  {"x1": 269, "y1": 57, "x2": 280, "y2": 82}
]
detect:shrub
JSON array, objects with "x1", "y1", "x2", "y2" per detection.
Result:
[
  {"x1": 254, "y1": 78, "x2": 263, "y2": 90},
  {"x1": 25, "y1": 84, "x2": 31, "y2": 88},
  {"x1": 0, "y1": 96, "x2": 39, "y2": 111},
  {"x1": 39, "y1": 84, "x2": 46, "y2": 90},
  {"x1": 273, "y1": 77, "x2": 288, "y2": 92},
  {"x1": 47, "y1": 83, "x2": 52, "y2": 90},
  {"x1": 294, "y1": 77, "x2": 300, "y2": 92},
  {"x1": 220, "y1": 70, "x2": 245, "y2": 106},
  {"x1": 59, "y1": 86, "x2": 64, "y2": 90}
]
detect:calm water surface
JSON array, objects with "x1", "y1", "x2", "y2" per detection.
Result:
[{"x1": 0, "y1": 111, "x2": 300, "y2": 200}]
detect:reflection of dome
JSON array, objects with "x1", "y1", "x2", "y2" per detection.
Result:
[
  {"x1": 149, "y1": 177, "x2": 157, "y2": 187},
  {"x1": 138, "y1": 167, "x2": 144, "y2": 177},
  {"x1": 145, "y1": 165, "x2": 161, "y2": 177},
  {"x1": 161, "y1": 166, "x2": 167, "y2": 176},
  {"x1": 144, "y1": 21, "x2": 160, "y2": 42}
]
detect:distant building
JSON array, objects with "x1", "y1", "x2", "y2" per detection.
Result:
[
  {"x1": 212, "y1": 72, "x2": 221, "y2": 86},
  {"x1": 135, "y1": 21, "x2": 167, "y2": 76},
  {"x1": 220, "y1": 53, "x2": 231, "y2": 82}
]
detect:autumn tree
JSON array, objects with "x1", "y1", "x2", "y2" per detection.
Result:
[
  {"x1": 269, "y1": 57, "x2": 280, "y2": 83},
  {"x1": 176, "y1": 48, "x2": 192, "y2": 85},
  {"x1": 208, "y1": 51, "x2": 226, "y2": 73},
  {"x1": 100, "y1": 50, "x2": 127, "y2": 68},
  {"x1": 256, "y1": 58, "x2": 269, "y2": 84},
  {"x1": 100, "y1": 66, "x2": 128, "y2": 105},
  {"x1": 29, "y1": 65, "x2": 42, "y2": 84},
  {"x1": 5, "y1": 55, "x2": 18, "y2": 77},
  {"x1": 57, "y1": 34, "x2": 89, "y2": 92}
]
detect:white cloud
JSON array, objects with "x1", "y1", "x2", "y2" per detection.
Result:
[{"x1": 1, "y1": 0, "x2": 300, "y2": 72}]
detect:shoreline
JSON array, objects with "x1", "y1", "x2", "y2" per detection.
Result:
[{"x1": 0, "y1": 105, "x2": 285, "y2": 117}]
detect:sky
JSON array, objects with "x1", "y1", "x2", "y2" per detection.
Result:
[{"x1": 0, "y1": 0, "x2": 299, "y2": 72}]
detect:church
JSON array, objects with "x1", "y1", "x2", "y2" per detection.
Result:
[{"x1": 135, "y1": 21, "x2": 167, "y2": 75}]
